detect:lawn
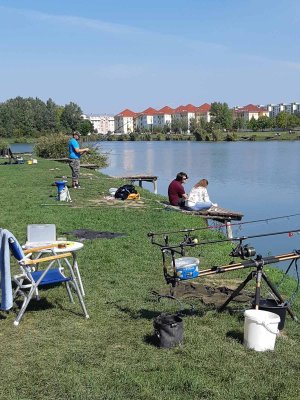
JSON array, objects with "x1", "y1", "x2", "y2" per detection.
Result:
[{"x1": 0, "y1": 159, "x2": 299, "y2": 400}]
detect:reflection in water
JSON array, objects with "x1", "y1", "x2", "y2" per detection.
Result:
[{"x1": 98, "y1": 141, "x2": 300, "y2": 266}]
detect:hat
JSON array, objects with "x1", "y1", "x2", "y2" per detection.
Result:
[{"x1": 72, "y1": 130, "x2": 80, "y2": 136}]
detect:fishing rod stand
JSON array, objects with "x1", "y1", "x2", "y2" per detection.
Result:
[{"x1": 218, "y1": 254, "x2": 298, "y2": 321}]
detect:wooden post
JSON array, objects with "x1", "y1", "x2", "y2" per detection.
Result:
[
  {"x1": 153, "y1": 180, "x2": 158, "y2": 195},
  {"x1": 225, "y1": 220, "x2": 233, "y2": 239},
  {"x1": 138, "y1": 180, "x2": 143, "y2": 188}
]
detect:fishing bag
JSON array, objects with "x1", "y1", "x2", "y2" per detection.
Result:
[
  {"x1": 153, "y1": 313, "x2": 183, "y2": 348},
  {"x1": 114, "y1": 184, "x2": 137, "y2": 200}
]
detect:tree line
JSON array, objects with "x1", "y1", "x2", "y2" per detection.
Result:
[{"x1": 0, "y1": 96, "x2": 94, "y2": 138}]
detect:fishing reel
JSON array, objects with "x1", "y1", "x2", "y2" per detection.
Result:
[{"x1": 230, "y1": 242, "x2": 256, "y2": 260}]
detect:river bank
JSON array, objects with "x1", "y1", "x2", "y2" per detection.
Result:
[{"x1": 1, "y1": 158, "x2": 300, "y2": 399}]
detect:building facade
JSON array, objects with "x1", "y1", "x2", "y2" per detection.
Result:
[{"x1": 82, "y1": 114, "x2": 115, "y2": 134}]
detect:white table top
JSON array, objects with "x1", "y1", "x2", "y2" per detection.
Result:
[{"x1": 24, "y1": 240, "x2": 84, "y2": 253}]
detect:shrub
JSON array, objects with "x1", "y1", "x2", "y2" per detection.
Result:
[{"x1": 34, "y1": 134, "x2": 108, "y2": 168}]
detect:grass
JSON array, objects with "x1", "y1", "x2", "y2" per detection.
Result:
[{"x1": 0, "y1": 158, "x2": 300, "y2": 400}]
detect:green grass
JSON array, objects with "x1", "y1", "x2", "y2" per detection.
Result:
[{"x1": 0, "y1": 159, "x2": 300, "y2": 400}]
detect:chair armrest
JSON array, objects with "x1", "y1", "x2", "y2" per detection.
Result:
[
  {"x1": 23, "y1": 243, "x2": 64, "y2": 254},
  {"x1": 22, "y1": 252, "x2": 73, "y2": 265}
]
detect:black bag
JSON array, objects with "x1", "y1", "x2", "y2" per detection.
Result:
[
  {"x1": 153, "y1": 313, "x2": 183, "y2": 348},
  {"x1": 114, "y1": 184, "x2": 137, "y2": 200}
]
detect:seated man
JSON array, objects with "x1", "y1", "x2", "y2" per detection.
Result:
[{"x1": 168, "y1": 172, "x2": 188, "y2": 206}]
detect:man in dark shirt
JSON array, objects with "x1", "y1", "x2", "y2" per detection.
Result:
[{"x1": 168, "y1": 172, "x2": 189, "y2": 206}]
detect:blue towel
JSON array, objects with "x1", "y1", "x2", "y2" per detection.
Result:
[{"x1": 0, "y1": 229, "x2": 24, "y2": 311}]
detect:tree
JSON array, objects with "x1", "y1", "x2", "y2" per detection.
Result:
[
  {"x1": 210, "y1": 102, "x2": 233, "y2": 130},
  {"x1": 247, "y1": 117, "x2": 259, "y2": 132},
  {"x1": 256, "y1": 115, "x2": 271, "y2": 131},
  {"x1": 60, "y1": 102, "x2": 83, "y2": 131},
  {"x1": 78, "y1": 119, "x2": 94, "y2": 135}
]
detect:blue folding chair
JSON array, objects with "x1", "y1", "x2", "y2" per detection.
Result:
[{"x1": 6, "y1": 230, "x2": 89, "y2": 326}]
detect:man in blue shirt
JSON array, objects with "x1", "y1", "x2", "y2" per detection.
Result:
[{"x1": 68, "y1": 131, "x2": 89, "y2": 188}]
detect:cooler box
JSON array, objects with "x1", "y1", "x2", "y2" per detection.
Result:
[{"x1": 174, "y1": 257, "x2": 199, "y2": 280}]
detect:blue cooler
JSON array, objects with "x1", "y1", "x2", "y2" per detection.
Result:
[{"x1": 174, "y1": 257, "x2": 199, "y2": 280}]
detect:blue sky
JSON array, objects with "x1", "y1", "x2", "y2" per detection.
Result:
[{"x1": 0, "y1": 0, "x2": 299, "y2": 114}]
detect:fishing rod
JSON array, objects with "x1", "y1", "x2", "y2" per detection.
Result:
[
  {"x1": 152, "y1": 228, "x2": 300, "y2": 257},
  {"x1": 148, "y1": 212, "x2": 300, "y2": 237},
  {"x1": 160, "y1": 246, "x2": 300, "y2": 320}
]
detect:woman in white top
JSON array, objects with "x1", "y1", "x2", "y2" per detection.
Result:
[{"x1": 186, "y1": 178, "x2": 217, "y2": 211}]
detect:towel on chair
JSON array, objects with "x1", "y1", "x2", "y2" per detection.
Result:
[{"x1": 0, "y1": 229, "x2": 23, "y2": 311}]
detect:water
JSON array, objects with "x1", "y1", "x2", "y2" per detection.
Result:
[
  {"x1": 96, "y1": 140, "x2": 300, "y2": 274},
  {"x1": 12, "y1": 140, "x2": 300, "y2": 274}
]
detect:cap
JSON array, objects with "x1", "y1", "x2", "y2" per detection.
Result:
[{"x1": 72, "y1": 130, "x2": 80, "y2": 136}]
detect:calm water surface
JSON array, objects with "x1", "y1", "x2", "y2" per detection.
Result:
[
  {"x1": 97, "y1": 141, "x2": 300, "y2": 268},
  {"x1": 12, "y1": 141, "x2": 300, "y2": 271}
]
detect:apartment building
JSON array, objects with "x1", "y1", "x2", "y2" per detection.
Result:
[
  {"x1": 267, "y1": 102, "x2": 300, "y2": 117},
  {"x1": 153, "y1": 106, "x2": 174, "y2": 128},
  {"x1": 136, "y1": 107, "x2": 157, "y2": 130},
  {"x1": 195, "y1": 103, "x2": 211, "y2": 123},
  {"x1": 82, "y1": 114, "x2": 115, "y2": 134},
  {"x1": 114, "y1": 109, "x2": 137, "y2": 134},
  {"x1": 233, "y1": 104, "x2": 269, "y2": 121}
]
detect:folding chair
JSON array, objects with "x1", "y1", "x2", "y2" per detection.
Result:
[{"x1": 8, "y1": 231, "x2": 89, "y2": 326}]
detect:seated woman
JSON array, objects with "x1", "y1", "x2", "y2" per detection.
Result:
[{"x1": 186, "y1": 178, "x2": 217, "y2": 211}]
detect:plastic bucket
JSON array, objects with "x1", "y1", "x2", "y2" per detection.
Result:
[
  {"x1": 174, "y1": 257, "x2": 199, "y2": 280},
  {"x1": 252, "y1": 299, "x2": 287, "y2": 330},
  {"x1": 55, "y1": 181, "x2": 67, "y2": 194},
  {"x1": 244, "y1": 309, "x2": 280, "y2": 352}
]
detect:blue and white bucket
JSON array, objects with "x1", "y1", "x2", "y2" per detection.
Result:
[{"x1": 174, "y1": 257, "x2": 199, "y2": 280}]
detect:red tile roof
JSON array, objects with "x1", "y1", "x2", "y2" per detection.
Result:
[
  {"x1": 116, "y1": 108, "x2": 137, "y2": 117},
  {"x1": 236, "y1": 104, "x2": 268, "y2": 113},
  {"x1": 197, "y1": 103, "x2": 211, "y2": 112},
  {"x1": 139, "y1": 107, "x2": 158, "y2": 116},
  {"x1": 174, "y1": 104, "x2": 197, "y2": 113},
  {"x1": 155, "y1": 106, "x2": 175, "y2": 115}
]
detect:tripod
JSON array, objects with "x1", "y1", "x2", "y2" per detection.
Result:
[{"x1": 218, "y1": 256, "x2": 298, "y2": 321}]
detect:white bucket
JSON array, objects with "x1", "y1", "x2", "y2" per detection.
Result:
[{"x1": 243, "y1": 309, "x2": 280, "y2": 352}]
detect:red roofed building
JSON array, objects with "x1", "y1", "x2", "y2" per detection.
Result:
[
  {"x1": 136, "y1": 107, "x2": 158, "y2": 131},
  {"x1": 114, "y1": 109, "x2": 137, "y2": 134},
  {"x1": 234, "y1": 104, "x2": 269, "y2": 121},
  {"x1": 173, "y1": 104, "x2": 197, "y2": 133},
  {"x1": 153, "y1": 106, "x2": 174, "y2": 128},
  {"x1": 195, "y1": 103, "x2": 211, "y2": 123}
]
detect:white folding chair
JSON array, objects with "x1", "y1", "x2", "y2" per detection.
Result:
[{"x1": 8, "y1": 231, "x2": 89, "y2": 326}]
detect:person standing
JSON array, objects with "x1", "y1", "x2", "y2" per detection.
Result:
[
  {"x1": 68, "y1": 130, "x2": 89, "y2": 188},
  {"x1": 186, "y1": 178, "x2": 217, "y2": 210},
  {"x1": 168, "y1": 172, "x2": 189, "y2": 206}
]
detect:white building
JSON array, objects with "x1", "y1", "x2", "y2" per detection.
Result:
[
  {"x1": 266, "y1": 102, "x2": 300, "y2": 117},
  {"x1": 234, "y1": 104, "x2": 269, "y2": 121},
  {"x1": 195, "y1": 103, "x2": 211, "y2": 123},
  {"x1": 136, "y1": 107, "x2": 157, "y2": 131},
  {"x1": 82, "y1": 114, "x2": 115, "y2": 134},
  {"x1": 153, "y1": 106, "x2": 174, "y2": 128},
  {"x1": 172, "y1": 104, "x2": 198, "y2": 132},
  {"x1": 114, "y1": 109, "x2": 137, "y2": 134}
]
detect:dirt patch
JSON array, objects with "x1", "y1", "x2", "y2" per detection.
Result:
[
  {"x1": 64, "y1": 228, "x2": 126, "y2": 241},
  {"x1": 159, "y1": 281, "x2": 254, "y2": 308}
]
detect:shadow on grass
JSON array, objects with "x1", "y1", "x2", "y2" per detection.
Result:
[
  {"x1": 226, "y1": 330, "x2": 244, "y2": 344},
  {"x1": 115, "y1": 304, "x2": 208, "y2": 320}
]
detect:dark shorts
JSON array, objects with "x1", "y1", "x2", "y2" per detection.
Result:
[{"x1": 69, "y1": 158, "x2": 80, "y2": 181}]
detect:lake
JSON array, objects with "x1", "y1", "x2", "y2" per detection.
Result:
[
  {"x1": 12, "y1": 140, "x2": 300, "y2": 271},
  {"x1": 96, "y1": 140, "x2": 300, "y2": 268}
]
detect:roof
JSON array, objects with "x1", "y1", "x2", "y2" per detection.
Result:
[
  {"x1": 115, "y1": 108, "x2": 137, "y2": 117},
  {"x1": 196, "y1": 103, "x2": 211, "y2": 112},
  {"x1": 155, "y1": 106, "x2": 175, "y2": 115},
  {"x1": 235, "y1": 104, "x2": 268, "y2": 113},
  {"x1": 174, "y1": 104, "x2": 197, "y2": 113},
  {"x1": 139, "y1": 107, "x2": 158, "y2": 116}
]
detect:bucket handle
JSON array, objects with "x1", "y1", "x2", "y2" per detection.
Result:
[{"x1": 260, "y1": 320, "x2": 279, "y2": 335}]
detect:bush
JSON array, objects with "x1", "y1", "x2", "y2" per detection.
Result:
[{"x1": 34, "y1": 134, "x2": 108, "y2": 168}]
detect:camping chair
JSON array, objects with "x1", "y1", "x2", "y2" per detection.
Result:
[{"x1": 8, "y1": 232, "x2": 89, "y2": 326}]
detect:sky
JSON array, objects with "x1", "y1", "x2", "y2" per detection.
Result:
[{"x1": 0, "y1": 0, "x2": 300, "y2": 114}]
